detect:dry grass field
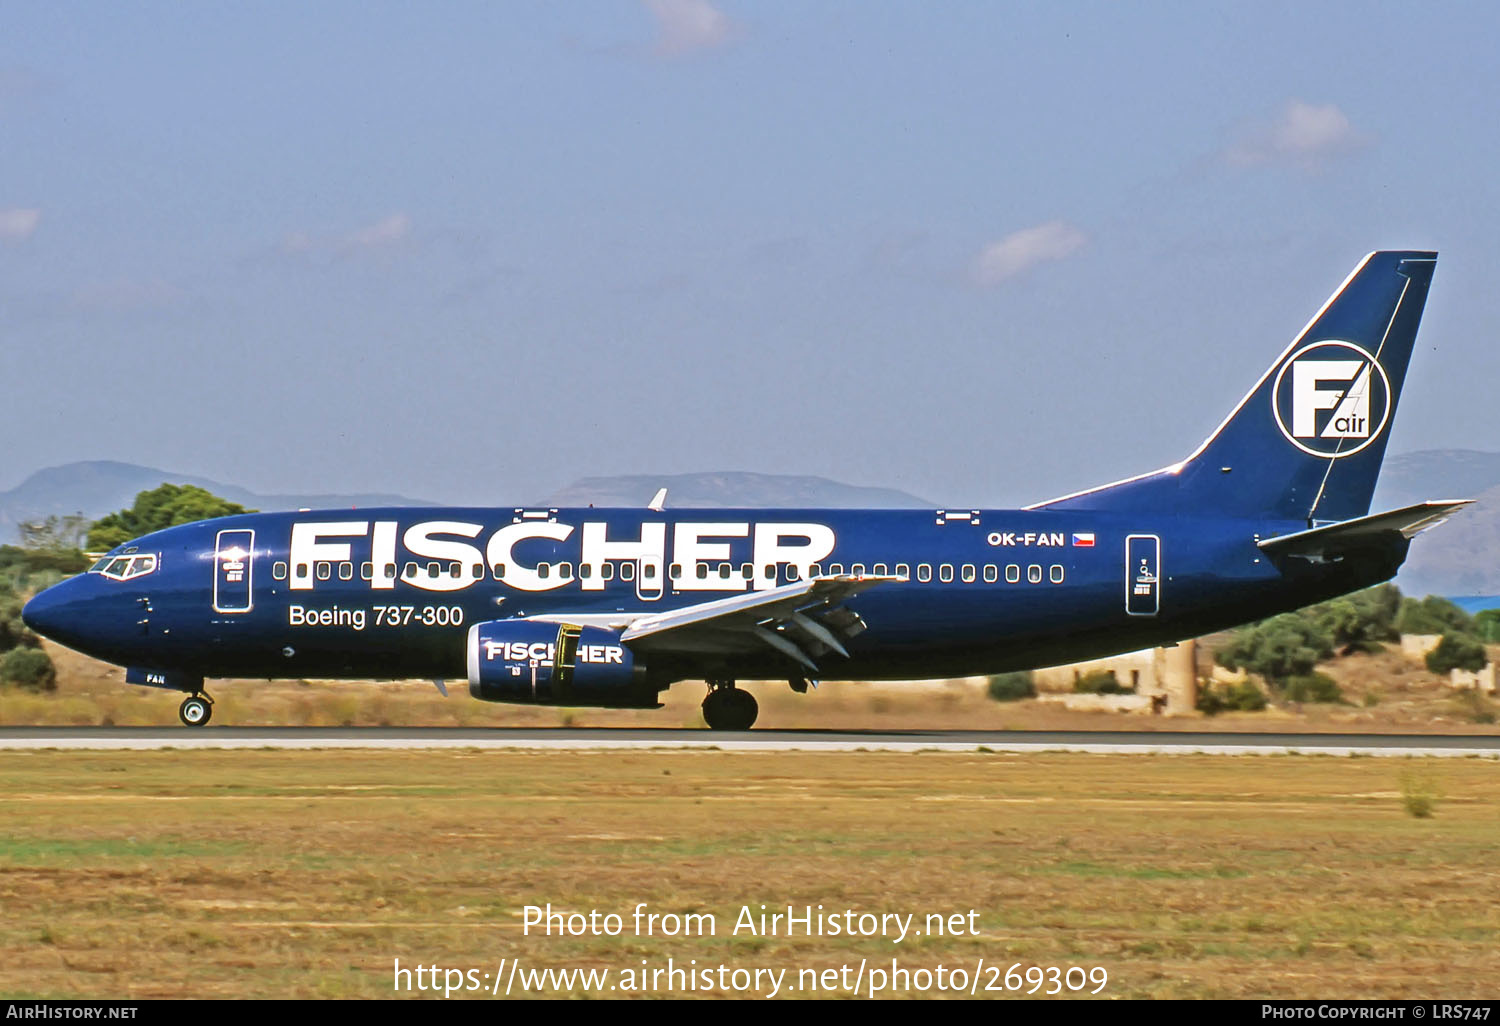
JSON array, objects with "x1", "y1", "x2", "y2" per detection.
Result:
[
  {"x1": 2, "y1": 748, "x2": 1498, "y2": 999},
  {"x1": 4, "y1": 641, "x2": 1498, "y2": 733}
]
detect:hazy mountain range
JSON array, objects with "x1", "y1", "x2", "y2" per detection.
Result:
[
  {"x1": 0, "y1": 461, "x2": 436, "y2": 545},
  {"x1": 4, "y1": 453, "x2": 1498, "y2": 595},
  {"x1": 0, "y1": 461, "x2": 929, "y2": 547}
]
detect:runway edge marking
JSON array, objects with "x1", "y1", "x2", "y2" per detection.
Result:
[{"x1": 1, "y1": 736, "x2": 1497, "y2": 757}]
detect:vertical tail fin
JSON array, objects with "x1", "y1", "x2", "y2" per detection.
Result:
[{"x1": 1030, "y1": 251, "x2": 1437, "y2": 523}]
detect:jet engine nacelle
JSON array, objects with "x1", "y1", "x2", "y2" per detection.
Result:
[{"x1": 466, "y1": 620, "x2": 657, "y2": 707}]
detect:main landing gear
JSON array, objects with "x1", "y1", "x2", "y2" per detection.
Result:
[
  {"x1": 178, "y1": 693, "x2": 213, "y2": 727},
  {"x1": 702, "y1": 680, "x2": 758, "y2": 731}
]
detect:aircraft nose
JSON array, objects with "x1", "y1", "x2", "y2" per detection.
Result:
[{"x1": 22, "y1": 577, "x2": 91, "y2": 648}]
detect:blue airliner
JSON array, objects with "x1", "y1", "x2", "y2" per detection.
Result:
[{"x1": 23, "y1": 251, "x2": 1466, "y2": 729}]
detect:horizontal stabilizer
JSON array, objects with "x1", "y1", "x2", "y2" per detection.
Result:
[{"x1": 1257, "y1": 500, "x2": 1471, "y2": 559}]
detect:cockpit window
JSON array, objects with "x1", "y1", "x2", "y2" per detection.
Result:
[{"x1": 91, "y1": 553, "x2": 160, "y2": 582}]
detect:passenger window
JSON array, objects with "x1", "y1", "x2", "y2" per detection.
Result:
[
  {"x1": 384, "y1": 563, "x2": 397, "y2": 579},
  {"x1": 404, "y1": 562, "x2": 418, "y2": 579},
  {"x1": 787, "y1": 566, "x2": 801, "y2": 582},
  {"x1": 670, "y1": 563, "x2": 682, "y2": 580},
  {"x1": 719, "y1": 563, "x2": 732, "y2": 579},
  {"x1": 939, "y1": 564, "x2": 954, "y2": 583},
  {"x1": 558, "y1": 563, "x2": 573, "y2": 581},
  {"x1": 983, "y1": 564, "x2": 998, "y2": 583},
  {"x1": 1028, "y1": 564, "x2": 1043, "y2": 584},
  {"x1": 492, "y1": 563, "x2": 505, "y2": 579},
  {"x1": 1006, "y1": 564, "x2": 1020, "y2": 583},
  {"x1": 763, "y1": 564, "x2": 776, "y2": 581},
  {"x1": 809, "y1": 564, "x2": 822, "y2": 578},
  {"x1": 580, "y1": 563, "x2": 593, "y2": 579},
  {"x1": 623, "y1": 562, "x2": 638, "y2": 581},
  {"x1": 828, "y1": 563, "x2": 844, "y2": 576},
  {"x1": 895, "y1": 563, "x2": 910, "y2": 580},
  {"x1": 917, "y1": 564, "x2": 932, "y2": 583},
  {"x1": 873, "y1": 563, "x2": 888, "y2": 576},
  {"x1": 642, "y1": 564, "x2": 655, "y2": 580},
  {"x1": 961, "y1": 564, "x2": 976, "y2": 583},
  {"x1": 601, "y1": 563, "x2": 614, "y2": 581},
  {"x1": 339, "y1": 563, "x2": 354, "y2": 581},
  {"x1": 851, "y1": 563, "x2": 866, "y2": 576},
  {"x1": 360, "y1": 562, "x2": 373, "y2": 580},
  {"x1": 696, "y1": 564, "x2": 708, "y2": 580},
  {"x1": 426, "y1": 562, "x2": 440, "y2": 579},
  {"x1": 741, "y1": 563, "x2": 753, "y2": 579},
  {"x1": 538, "y1": 564, "x2": 551, "y2": 580},
  {"x1": 273, "y1": 561, "x2": 288, "y2": 581},
  {"x1": 296, "y1": 563, "x2": 310, "y2": 580},
  {"x1": 470, "y1": 563, "x2": 482, "y2": 578},
  {"x1": 316, "y1": 562, "x2": 331, "y2": 581},
  {"x1": 1050, "y1": 564, "x2": 1065, "y2": 583}
]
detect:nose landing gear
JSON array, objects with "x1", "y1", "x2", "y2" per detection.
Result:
[
  {"x1": 179, "y1": 693, "x2": 213, "y2": 727},
  {"x1": 702, "y1": 680, "x2": 758, "y2": 731}
]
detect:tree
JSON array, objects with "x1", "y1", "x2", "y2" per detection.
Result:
[
  {"x1": 1309, "y1": 584, "x2": 1401, "y2": 654},
  {"x1": 1426, "y1": 632, "x2": 1488, "y2": 675},
  {"x1": 1395, "y1": 595, "x2": 1474, "y2": 637},
  {"x1": 1473, "y1": 609, "x2": 1500, "y2": 644},
  {"x1": 87, "y1": 484, "x2": 253, "y2": 551},
  {"x1": 1216, "y1": 613, "x2": 1334, "y2": 687}
]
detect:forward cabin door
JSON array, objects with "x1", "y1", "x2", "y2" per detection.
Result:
[{"x1": 214, "y1": 529, "x2": 255, "y2": 614}]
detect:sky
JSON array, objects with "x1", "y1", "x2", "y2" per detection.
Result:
[{"x1": 3, "y1": 1, "x2": 1499, "y2": 507}]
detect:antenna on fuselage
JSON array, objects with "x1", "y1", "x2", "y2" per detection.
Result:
[{"x1": 648, "y1": 487, "x2": 668, "y2": 512}]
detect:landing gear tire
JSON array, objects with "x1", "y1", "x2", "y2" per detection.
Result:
[
  {"x1": 702, "y1": 685, "x2": 758, "y2": 731},
  {"x1": 179, "y1": 694, "x2": 212, "y2": 727}
]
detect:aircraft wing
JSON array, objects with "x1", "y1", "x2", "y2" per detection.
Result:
[
  {"x1": 618, "y1": 575, "x2": 900, "y2": 673},
  {"x1": 1257, "y1": 500, "x2": 1472, "y2": 560}
]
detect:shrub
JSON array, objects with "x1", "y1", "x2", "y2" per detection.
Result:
[
  {"x1": 1398, "y1": 770, "x2": 1439, "y2": 819},
  {"x1": 986, "y1": 672, "x2": 1036, "y2": 702},
  {"x1": 0, "y1": 593, "x2": 37, "y2": 652},
  {"x1": 1, "y1": 647, "x2": 56, "y2": 692},
  {"x1": 1197, "y1": 679, "x2": 1267, "y2": 716},
  {"x1": 1425, "y1": 632, "x2": 1488, "y2": 674},
  {"x1": 1451, "y1": 688, "x2": 1498, "y2": 725},
  {"x1": 1074, "y1": 669, "x2": 1130, "y2": 695},
  {"x1": 1284, "y1": 672, "x2": 1343, "y2": 704}
]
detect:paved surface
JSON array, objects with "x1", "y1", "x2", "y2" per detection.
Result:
[{"x1": 1, "y1": 726, "x2": 1498, "y2": 756}]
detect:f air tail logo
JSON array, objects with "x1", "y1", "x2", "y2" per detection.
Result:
[{"x1": 1272, "y1": 340, "x2": 1390, "y2": 458}]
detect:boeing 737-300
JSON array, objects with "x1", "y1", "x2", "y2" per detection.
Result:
[{"x1": 22, "y1": 251, "x2": 1466, "y2": 729}]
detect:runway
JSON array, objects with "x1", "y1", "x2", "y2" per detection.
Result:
[{"x1": 1, "y1": 726, "x2": 1498, "y2": 756}]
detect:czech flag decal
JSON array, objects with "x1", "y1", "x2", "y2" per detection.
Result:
[{"x1": 1072, "y1": 533, "x2": 1095, "y2": 548}]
